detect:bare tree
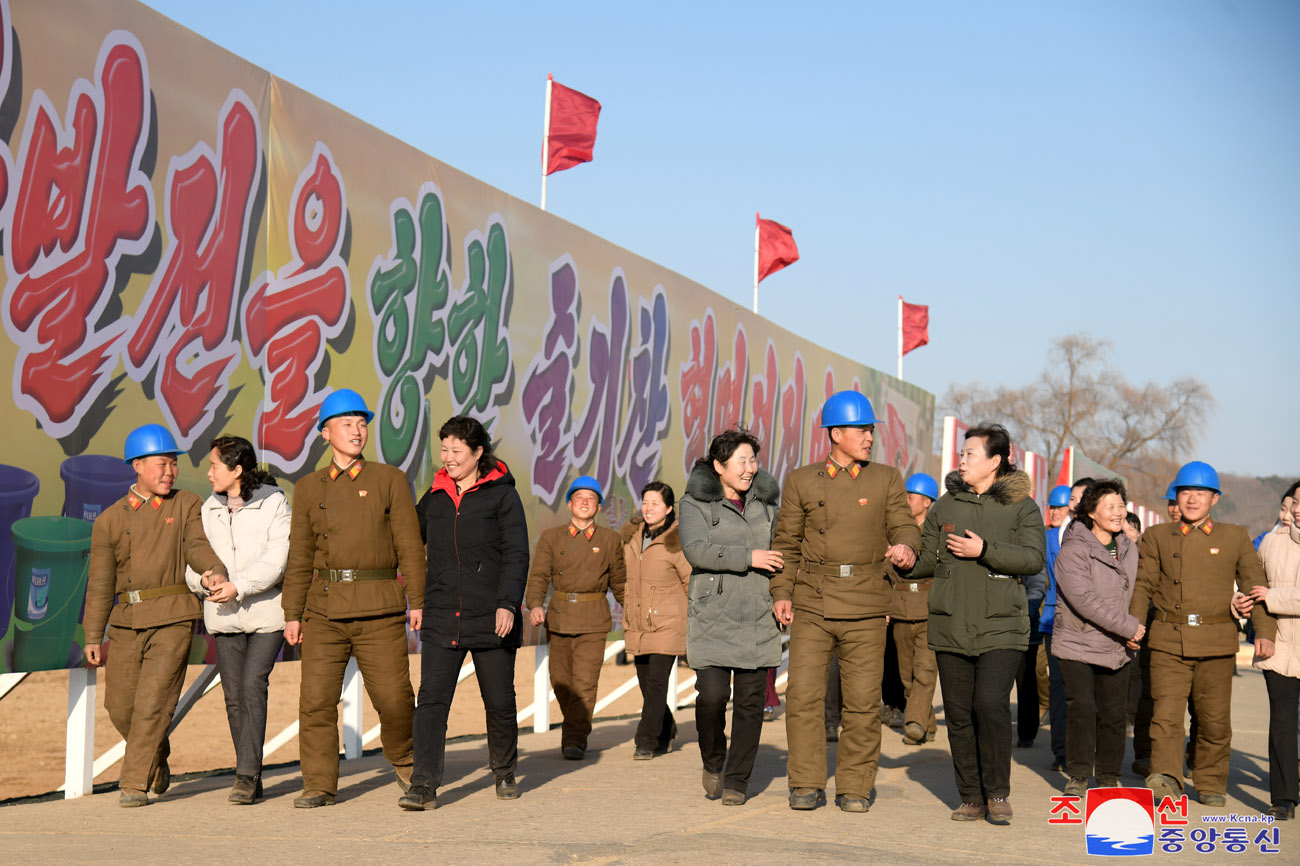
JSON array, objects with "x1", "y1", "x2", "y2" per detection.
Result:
[{"x1": 941, "y1": 334, "x2": 1214, "y2": 500}]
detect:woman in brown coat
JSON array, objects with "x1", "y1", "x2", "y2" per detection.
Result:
[{"x1": 623, "y1": 481, "x2": 692, "y2": 759}]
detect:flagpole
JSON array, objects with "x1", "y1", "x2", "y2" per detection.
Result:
[
  {"x1": 752, "y1": 213, "x2": 760, "y2": 314},
  {"x1": 897, "y1": 295, "x2": 903, "y2": 381},
  {"x1": 541, "y1": 74, "x2": 553, "y2": 212}
]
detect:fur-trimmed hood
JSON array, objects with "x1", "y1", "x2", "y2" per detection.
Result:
[
  {"x1": 685, "y1": 464, "x2": 780, "y2": 507},
  {"x1": 944, "y1": 469, "x2": 1033, "y2": 505},
  {"x1": 620, "y1": 513, "x2": 682, "y2": 554}
]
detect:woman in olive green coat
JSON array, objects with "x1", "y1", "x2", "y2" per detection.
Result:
[{"x1": 911, "y1": 424, "x2": 1046, "y2": 826}]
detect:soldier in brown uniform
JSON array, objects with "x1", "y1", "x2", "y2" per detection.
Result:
[
  {"x1": 1130, "y1": 461, "x2": 1276, "y2": 807},
  {"x1": 892, "y1": 472, "x2": 939, "y2": 746},
  {"x1": 83, "y1": 424, "x2": 228, "y2": 807},
  {"x1": 282, "y1": 389, "x2": 426, "y2": 808},
  {"x1": 771, "y1": 391, "x2": 921, "y2": 812},
  {"x1": 526, "y1": 476, "x2": 627, "y2": 759}
]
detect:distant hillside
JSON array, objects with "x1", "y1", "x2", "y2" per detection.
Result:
[{"x1": 1216, "y1": 473, "x2": 1295, "y2": 538}]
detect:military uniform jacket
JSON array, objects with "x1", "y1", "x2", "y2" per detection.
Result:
[
  {"x1": 770, "y1": 460, "x2": 921, "y2": 619},
  {"x1": 1129, "y1": 519, "x2": 1276, "y2": 657},
  {"x1": 282, "y1": 459, "x2": 426, "y2": 622},
  {"x1": 84, "y1": 488, "x2": 227, "y2": 644},
  {"x1": 525, "y1": 524, "x2": 626, "y2": 635}
]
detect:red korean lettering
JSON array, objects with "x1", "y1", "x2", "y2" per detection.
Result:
[
  {"x1": 678, "y1": 311, "x2": 717, "y2": 476},
  {"x1": 712, "y1": 323, "x2": 748, "y2": 433},
  {"x1": 242, "y1": 144, "x2": 350, "y2": 470},
  {"x1": 1155, "y1": 793, "x2": 1188, "y2": 825},
  {"x1": 520, "y1": 256, "x2": 579, "y2": 502},
  {"x1": 125, "y1": 93, "x2": 262, "y2": 444},
  {"x1": 1047, "y1": 795, "x2": 1083, "y2": 824},
  {"x1": 748, "y1": 340, "x2": 779, "y2": 449},
  {"x1": 771, "y1": 353, "x2": 806, "y2": 480}
]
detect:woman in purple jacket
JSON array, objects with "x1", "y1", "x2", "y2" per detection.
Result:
[{"x1": 1051, "y1": 479, "x2": 1146, "y2": 797}]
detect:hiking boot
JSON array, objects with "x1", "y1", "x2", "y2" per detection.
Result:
[
  {"x1": 1064, "y1": 776, "x2": 1088, "y2": 798},
  {"x1": 495, "y1": 775, "x2": 519, "y2": 800},
  {"x1": 950, "y1": 801, "x2": 986, "y2": 821},
  {"x1": 148, "y1": 759, "x2": 170, "y2": 795},
  {"x1": 633, "y1": 747, "x2": 654, "y2": 761},
  {"x1": 1146, "y1": 774, "x2": 1180, "y2": 805},
  {"x1": 986, "y1": 797, "x2": 1013, "y2": 825},
  {"x1": 721, "y1": 789, "x2": 746, "y2": 806},
  {"x1": 836, "y1": 794, "x2": 870, "y2": 813},
  {"x1": 789, "y1": 787, "x2": 825, "y2": 810},
  {"x1": 562, "y1": 745, "x2": 586, "y2": 760},
  {"x1": 118, "y1": 790, "x2": 149, "y2": 808},
  {"x1": 398, "y1": 785, "x2": 436, "y2": 811},
  {"x1": 1266, "y1": 801, "x2": 1295, "y2": 820},
  {"x1": 902, "y1": 721, "x2": 926, "y2": 745},
  {"x1": 294, "y1": 790, "x2": 335, "y2": 809},
  {"x1": 702, "y1": 770, "x2": 722, "y2": 800},
  {"x1": 1199, "y1": 791, "x2": 1227, "y2": 808}
]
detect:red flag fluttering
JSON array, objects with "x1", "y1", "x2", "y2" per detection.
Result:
[
  {"x1": 545, "y1": 75, "x2": 601, "y2": 175},
  {"x1": 756, "y1": 213, "x2": 799, "y2": 283},
  {"x1": 901, "y1": 298, "x2": 930, "y2": 355}
]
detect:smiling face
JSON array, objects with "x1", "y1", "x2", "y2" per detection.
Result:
[
  {"x1": 440, "y1": 435, "x2": 484, "y2": 486},
  {"x1": 958, "y1": 436, "x2": 1001, "y2": 493},
  {"x1": 714, "y1": 443, "x2": 758, "y2": 501},
  {"x1": 906, "y1": 492, "x2": 933, "y2": 524},
  {"x1": 1089, "y1": 492, "x2": 1128, "y2": 537},
  {"x1": 1048, "y1": 505, "x2": 1069, "y2": 528},
  {"x1": 133, "y1": 455, "x2": 178, "y2": 498},
  {"x1": 568, "y1": 489, "x2": 601, "y2": 524},
  {"x1": 207, "y1": 447, "x2": 243, "y2": 496},
  {"x1": 322, "y1": 414, "x2": 368, "y2": 464},
  {"x1": 1176, "y1": 487, "x2": 1219, "y2": 524},
  {"x1": 1068, "y1": 484, "x2": 1087, "y2": 515},
  {"x1": 829, "y1": 425, "x2": 874, "y2": 466},
  {"x1": 641, "y1": 490, "x2": 670, "y2": 530}
]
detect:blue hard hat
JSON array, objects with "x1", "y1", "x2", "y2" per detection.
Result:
[
  {"x1": 905, "y1": 473, "x2": 939, "y2": 501},
  {"x1": 1048, "y1": 485, "x2": 1071, "y2": 508},
  {"x1": 123, "y1": 424, "x2": 181, "y2": 463},
  {"x1": 1172, "y1": 461, "x2": 1220, "y2": 495},
  {"x1": 1165, "y1": 484, "x2": 1178, "y2": 502},
  {"x1": 820, "y1": 390, "x2": 879, "y2": 427},
  {"x1": 318, "y1": 388, "x2": 374, "y2": 430},
  {"x1": 566, "y1": 475, "x2": 604, "y2": 504}
]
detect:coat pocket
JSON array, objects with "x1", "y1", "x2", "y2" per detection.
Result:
[
  {"x1": 928, "y1": 576, "x2": 954, "y2": 616},
  {"x1": 689, "y1": 573, "x2": 720, "y2": 605},
  {"x1": 984, "y1": 575, "x2": 1027, "y2": 619}
]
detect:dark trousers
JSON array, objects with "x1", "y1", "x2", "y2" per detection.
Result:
[
  {"x1": 214, "y1": 631, "x2": 284, "y2": 777},
  {"x1": 634, "y1": 653, "x2": 678, "y2": 750},
  {"x1": 1058, "y1": 657, "x2": 1130, "y2": 782},
  {"x1": 935, "y1": 649, "x2": 1020, "y2": 802},
  {"x1": 882, "y1": 621, "x2": 905, "y2": 709},
  {"x1": 695, "y1": 666, "x2": 768, "y2": 794},
  {"x1": 825, "y1": 651, "x2": 842, "y2": 727},
  {"x1": 412, "y1": 644, "x2": 518, "y2": 790},
  {"x1": 1044, "y1": 634, "x2": 1067, "y2": 761},
  {"x1": 1263, "y1": 670, "x2": 1300, "y2": 806},
  {"x1": 1015, "y1": 643, "x2": 1041, "y2": 744}
]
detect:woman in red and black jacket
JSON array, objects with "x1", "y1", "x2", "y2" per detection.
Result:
[{"x1": 399, "y1": 415, "x2": 530, "y2": 811}]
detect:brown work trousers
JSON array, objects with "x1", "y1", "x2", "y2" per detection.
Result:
[
  {"x1": 1148, "y1": 649, "x2": 1235, "y2": 795},
  {"x1": 785, "y1": 613, "x2": 886, "y2": 798},
  {"x1": 548, "y1": 631, "x2": 607, "y2": 749},
  {"x1": 893, "y1": 618, "x2": 937, "y2": 735},
  {"x1": 299, "y1": 613, "x2": 414, "y2": 795},
  {"x1": 105, "y1": 622, "x2": 193, "y2": 793}
]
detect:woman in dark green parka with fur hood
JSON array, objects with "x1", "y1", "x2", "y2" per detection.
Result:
[{"x1": 911, "y1": 424, "x2": 1046, "y2": 826}]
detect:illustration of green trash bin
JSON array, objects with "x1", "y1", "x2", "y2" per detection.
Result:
[
  {"x1": 10, "y1": 516, "x2": 93, "y2": 672},
  {"x1": 0, "y1": 464, "x2": 40, "y2": 642}
]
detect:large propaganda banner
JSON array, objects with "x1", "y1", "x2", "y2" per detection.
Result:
[{"x1": 0, "y1": 0, "x2": 934, "y2": 673}]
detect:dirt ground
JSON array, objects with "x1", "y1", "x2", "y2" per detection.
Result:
[{"x1": 0, "y1": 647, "x2": 663, "y2": 800}]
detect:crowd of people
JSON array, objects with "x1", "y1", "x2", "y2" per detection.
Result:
[{"x1": 80, "y1": 388, "x2": 1298, "y2": 825}]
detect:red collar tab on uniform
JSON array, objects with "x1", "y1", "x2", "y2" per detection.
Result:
[
  {"x1": 128, "y1": 492, "x2": 163, "y2": 510},
  {"x1": 569, "y1": 523, "x2": 596, "y2": 540},
  {"x1": 825, "y1": 460, "x2": 861, "y2": 479},
  {"x1": 1179, "y1": 519, "x2": 1213, "y2": 536},
  {"x1": 329, "y1": 459, "x2": 364, "y2": 481}
]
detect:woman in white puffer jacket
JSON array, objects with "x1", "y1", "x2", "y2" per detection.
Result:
[
  {"x1": 186, "y1": 435, "x2": 291, "y2": 806},
  {"x1": 1246, "y1": 492, "x2": 1300, "y2": 821}
]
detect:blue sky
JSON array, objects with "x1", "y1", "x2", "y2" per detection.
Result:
[{"x1": 142, "y1": 0, "x2": 1298, "y2": 477}]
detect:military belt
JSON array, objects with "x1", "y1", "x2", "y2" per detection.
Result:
[
  {"x1": 315, "y1": 568, "x2": 398, "y2": 583},
  {"x1": 558, "y1": 591, "x2": 607, "y2": 602},
  {"x1": 1155, "y1": 610, "x2": 1232, "y2": 627},
  {"x1": 116, "y1": 584, "x2": 192, "y2": 605},
  {"x1": 802, "y1": 562, "x2": 875, "y2": 578}
]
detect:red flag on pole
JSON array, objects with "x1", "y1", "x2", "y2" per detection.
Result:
[
  {"x1": 756, "y1": 214, "x2": 799, "y2": 283},
  {"x1": 900, "y1": 299, "x2": 929, "y2": 355},
  {"x1": 544, "y1": 75, "x2": 601, "y2": 176}
]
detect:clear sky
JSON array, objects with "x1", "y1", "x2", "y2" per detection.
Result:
[{"x1": 142, "y1": 0, "x2": 1298, "y2": 477}]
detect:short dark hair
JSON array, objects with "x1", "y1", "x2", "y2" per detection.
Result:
[
  {"x1": 1125, "y1": 512, "x2": 1142, "y2": 531},
  {"x1": 641, "y1": 481, "x2": 677, "y2": 540},
  {"x1": 210, "y1": 435, "x2": 274, "y2": 499},
  {"x1": 693, "y1": 428, "x2": 761, "y2": 477},
  {"x1": 964, "y1": 424, "x2": 1016, "y2": 478},
  {"x1": 1071, "y1": 476, "x2": 1095, "y2": 493},
  {"x1": 1283, "y1": 480, "x2": 1300, "y2": 504},
  {"x1": 1076, "y1": 478, "x2": 1128, "y2": 530},
  {"x1": 438, "y1": 415, "x2": 497, "y2": 477}
]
